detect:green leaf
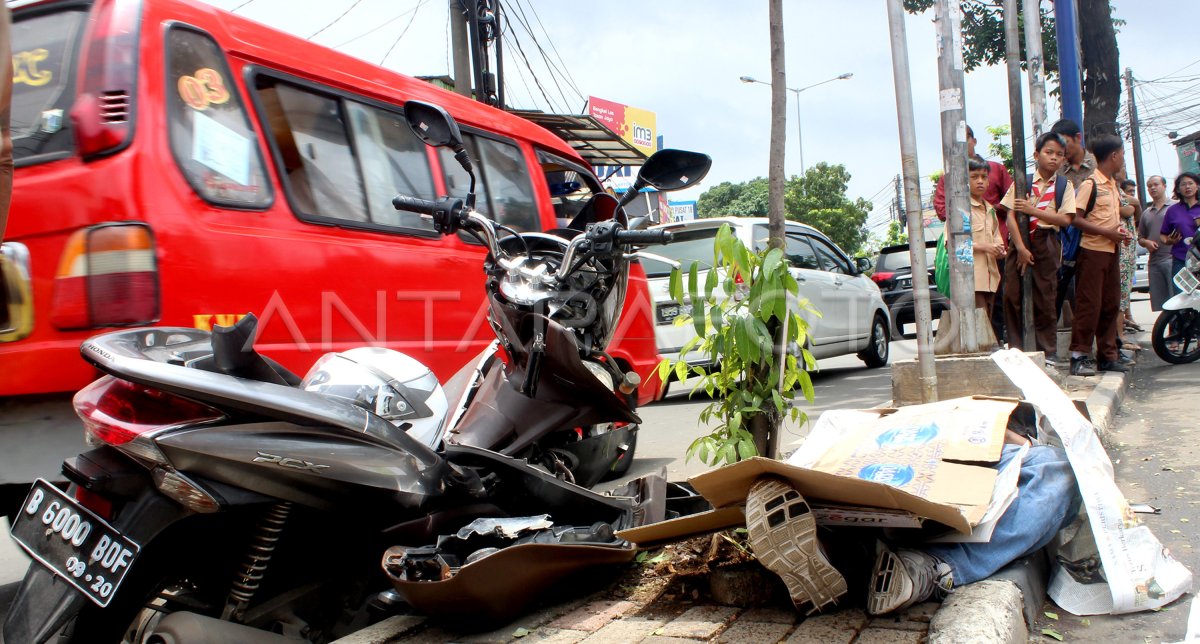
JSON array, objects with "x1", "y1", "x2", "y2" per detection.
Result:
[
  {"x1": 798, "y1": 370, "x2": 815, "y2": 403},
  {"x1": 705, "y1": 265, "x2": 718, "y2": 300},
  {"x1": 668, "y1": 266, "x2": 682, "y2": 303},
  {"x1": 762, "y1": 247, "x2": 783, "y2": 277},
  {"x1": 674, "y1": 359, "x2": 688, "y2": 384},
  {"x1": 1044, "y1": 611, "x2": 1059, "y2": 620},
  {"x1": 737, "y1": 439, "x2": 757, "y2": 460},
  {"x1": 635, "y1": 551, "x2": 648, "y2": 563},
  {"x1": 656, "y1": 358, "x2": 672, "y2": 383},
  {"x1": 1040, "y1": 628, "x2": 1063, "y2": 641}
]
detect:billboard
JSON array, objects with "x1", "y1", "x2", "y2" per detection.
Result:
[
  {"x1": 669, "y1": 200, "x2": 697, "y2": 222},
  {"x1": 588, "y1": 96, "x2": 657, "y2": 158}
]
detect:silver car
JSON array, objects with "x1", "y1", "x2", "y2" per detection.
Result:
[{"x1": 640, "y1": 218, "x2": 892, "y2": 377}]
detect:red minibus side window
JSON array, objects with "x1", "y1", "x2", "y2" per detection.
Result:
[
  {"x1": 254, "y1": 76, "x2": 438, "y2": 234},
  {"x1": 165, "y1": 26, "x2": 271, "y2": 208},
  {"x1": 439, "y1": 133, "x2": 538, "y2": 233},
  {"x1": 11, "y1": 9, "x2": 87, "y2": 164}
]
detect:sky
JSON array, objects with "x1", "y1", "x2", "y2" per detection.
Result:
[{"x1": 204, "y1": 0, "x2": 1199, "y2": 236}]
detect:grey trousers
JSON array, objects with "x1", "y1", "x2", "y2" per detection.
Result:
[{"x1": 1149, "y1": 260, "x2": 1174, "y2": 311}]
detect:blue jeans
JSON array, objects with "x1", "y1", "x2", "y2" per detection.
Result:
[{"x1": 926, "y1": 444, "x2": 1080, "y2": 585}]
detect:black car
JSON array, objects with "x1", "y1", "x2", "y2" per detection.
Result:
[{"x1": 872, "y1": 241, "x2": 950, "y2": 338}]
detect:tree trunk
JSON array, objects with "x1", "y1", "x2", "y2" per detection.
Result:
[
  {"x1": 1078, "y1": 0, "x2": 1120, "y2": 137},
  {"x1": 758, "y1": 0, "x2": 787, "y2": 460}
]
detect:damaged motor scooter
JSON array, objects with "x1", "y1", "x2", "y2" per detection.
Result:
[{"x1": 3, "y1": 100, "x2": 711, "y2": 643}]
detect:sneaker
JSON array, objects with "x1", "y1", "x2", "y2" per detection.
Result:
[
  {"x1": 1043, "y1": 356, "x2": 1059, "y2": 368},
  {"x1": 745, "y1": 477, "x2": 848, "y2": 615},
  {"x1": 1097, "y1": 359, "x2": 1131, "y2": 373},
  {"x1": 1069, "y1": 356, "x2": 1096, "y2": 376},
  {"x1": 867, "y1": 542, "x2": 954, "y2": 615}
]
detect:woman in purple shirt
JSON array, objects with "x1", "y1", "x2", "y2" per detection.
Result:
[{"x1": 1160, "y1": 172, "x2": 1200, "y2": 294}]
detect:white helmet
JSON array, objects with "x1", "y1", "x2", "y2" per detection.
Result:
[{"x1": 300, "y1": 347, "x2": 448, "y2": 448}]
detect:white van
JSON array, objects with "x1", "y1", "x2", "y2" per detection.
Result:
[{"x1": 640, "y1": 218, "x2": 891, "y2": 375}]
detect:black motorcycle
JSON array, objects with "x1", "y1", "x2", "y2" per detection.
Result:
[{"x1": 4, "y1": 100, "x2": 710, "y2": 643}]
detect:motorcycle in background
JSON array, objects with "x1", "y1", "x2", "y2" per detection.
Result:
[
  {"x1": 3, "y1": 100, "x2": 710, "y2": 643},
  {"x1": 1152, "y1": 231, "x2": 1200, "y2": 364}
]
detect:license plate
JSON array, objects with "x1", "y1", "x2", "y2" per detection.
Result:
[
  {"x1": 10, "y1": 479, "x2": 140, "y2": 607},
  {"x1": 657, "y1": 303, "x2": 684, "y2": 324}
]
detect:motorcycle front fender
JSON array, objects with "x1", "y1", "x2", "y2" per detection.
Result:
[
  {"x1": 1163, "y1": 290, "x2": 1200, "y2": 311},
  {"x1": 3, "y1": 486, "x2": 191, "y2": 644}
]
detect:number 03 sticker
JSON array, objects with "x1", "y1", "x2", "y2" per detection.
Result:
[{"x1": 178, "y1": 68, "x2": 231, "y2": 110}]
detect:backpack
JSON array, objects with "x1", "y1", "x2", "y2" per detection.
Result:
[{"x1": 1059, "y1": 176, "x2": 1096, "y2": 265}]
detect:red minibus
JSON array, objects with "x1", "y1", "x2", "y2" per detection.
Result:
[{"x1": 0, "y1": 0, "x2": 663, "y2": 509}]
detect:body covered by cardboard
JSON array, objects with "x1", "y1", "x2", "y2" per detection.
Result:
[{"x1": 620, "y1": 396, "x2": 1018, "y2": 547}]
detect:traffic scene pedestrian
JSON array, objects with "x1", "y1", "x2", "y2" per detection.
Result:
[{"x1": 1139, "y1": 175, "x2": 1176, "y2": 311}]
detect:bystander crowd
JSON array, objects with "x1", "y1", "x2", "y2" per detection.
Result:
[
  {"x1": 1118, "y1": 179, "x2": 1142, "y2": 348},
  {"x1": 1160, "y1": 173, "x2": 1200, "y2": 296},
  {"x1": 1051, "y1": 119, "x2": 1097, "y2": 325}
]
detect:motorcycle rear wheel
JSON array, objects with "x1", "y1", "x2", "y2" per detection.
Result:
[{"x1": 1151, "y1": 309, "x2": 1200, "y2": 364}]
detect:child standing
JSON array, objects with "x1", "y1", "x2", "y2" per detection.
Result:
[
  {"x1": 969, "y1": 158, "x2": 1006, "y2": 335},
  {"x1": 997, "y1": 133, "x2": 1075, "y2": 365},
  {"x1": 1069, "y1": 135, "x2": 1133, "y2": 376}
]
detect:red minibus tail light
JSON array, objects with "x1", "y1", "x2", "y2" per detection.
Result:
[
  {"x1": 51, "y1": 223, "x2": 159, "y2": 329},
  {"x1": 871, "y1": 271, "x2": 895, "y2": 284},
  {"x1": 70, "y1": 0, "x2": 143, "y2": 159},
  {"x1": 74, "y1": 376, "x2": 225, "y2": 462}
]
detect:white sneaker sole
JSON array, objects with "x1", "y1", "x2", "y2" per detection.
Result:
[
  {"x1": 867, "y1": 541, "x2": 914, "y2": 615},
  {"x1": 745, "y1": 477, "x2": 847, "y2": 615}
]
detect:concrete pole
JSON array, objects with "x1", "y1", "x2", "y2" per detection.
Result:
[
  {"x1": 1005, "y1": 0, "x2": 1034, "y2": 351},
  {"x1": 1125, "y1": 68, "x2": 1149, "y2": 207},
  {"x1": 1022, "y1": 0, "x2": 1048, "y2": 137},
  {"x1": 1054, "y1": 0, "x2": 1084, "y2": 130},
  {"x1": 448, "y1": 0, "x2": 472, "y2": 98},
  {"x1": 886, "y1": 0, "x2": 938, "y2": 403},
  {"x1": 935, "y1": 0, "x2": 978, "y2": 353}
]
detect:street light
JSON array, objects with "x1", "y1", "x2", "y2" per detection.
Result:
[{"x1": 739, "y1": 72, "x2": 853, "y2": 176}]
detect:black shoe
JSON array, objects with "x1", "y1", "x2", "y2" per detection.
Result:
[
  {"x1": 1070, "y1": 356, "x2": 1096, "y2": 376},
  {"x1": 1097, "y1": 359, "x2": 1131, "y2": 373}
]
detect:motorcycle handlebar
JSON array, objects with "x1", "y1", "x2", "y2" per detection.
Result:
[
  {"x1": 614, "y1": 229, "x2": 673, "y2": 246},
  {"x1": 391, "y1": 194, "x2": 440, "y2": 215}
]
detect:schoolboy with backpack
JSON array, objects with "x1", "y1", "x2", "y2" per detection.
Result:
[{"x1": 996, "y1": 132, "x2": 1076, "y2": 366}]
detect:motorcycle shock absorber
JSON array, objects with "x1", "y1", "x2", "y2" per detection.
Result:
[{"x1": 223, "y1": 501, "x2": 292, "y2": 621}]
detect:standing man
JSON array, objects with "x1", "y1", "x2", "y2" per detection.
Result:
[
  {"x1": 1138, "y1": 175, "x2": 1175, "y2": 312},
  {"x1": 934, "y1": 125, "x2": 1013, "y2": 343},
  {"x1": 1050, "y1": 120, "x2": 1096, "y2": 324},
  {"x1": 1068, "y1": 135, "x2": 1132, "y2": 376}
]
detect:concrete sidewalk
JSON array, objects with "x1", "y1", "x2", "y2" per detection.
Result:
[{"x1": 334, "y1": 362, "x2": 1134, "y2": 644}]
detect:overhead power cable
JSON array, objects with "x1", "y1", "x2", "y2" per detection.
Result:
[
  {"x1": 519, "y1": 0, "x2": 584, "y2": 101},
  {"x1": 379, "y1": 1, "x2": 426, "y2": 66},
  {"x1": 308, "y1": 0, "x2": 366, "y2": 40},
  {"x1": 504, "y1": 0, "x2": 581, "y2": 112},
  {"x1": 332, "y1": 1, "x2": 429, "y2": 49},
  {"x1": 503, "y1": 11, "x2": 563, "y2": 113}
]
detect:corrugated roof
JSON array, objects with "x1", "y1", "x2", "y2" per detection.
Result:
[{"x1": 507, "y1": 111, "x2": 648, "y2": 168}]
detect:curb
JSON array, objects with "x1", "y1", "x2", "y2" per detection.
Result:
[{"x1": 927, "y1": 364, "x2": 1132, "y2": 643}]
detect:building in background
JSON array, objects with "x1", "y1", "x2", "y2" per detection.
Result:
[
  {"x1": 668, "y1": 200, "x2": 697, "y2": 222},
  {"x1": 1174, "y1": 131, "x2": 1200, "y2": 174}
]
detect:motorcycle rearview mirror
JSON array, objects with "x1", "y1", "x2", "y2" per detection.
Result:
[
  {"x1": 618, "y1": 149, "x2": 712, "y2": 207},
  {"x1": 404, "y1": 100, "x2": 476, "y2": 207}
]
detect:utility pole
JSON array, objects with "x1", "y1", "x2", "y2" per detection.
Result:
[
  {"x1": 1023, "y1": 0, "x2": 1048, "y2": 136},
  {"x1": 935, "y1": 0, "x2": 978, "y2": 353},
  {"x1": 1005, "y1": 0, "x2": 1034, "y2": 351},
  {"x1": 448, "y1": 0, "x2": 472, "y2": 98},
  {"x1": 1125, "y1": 67, "x2": 1148, "y2": 207},
  {"x1": 886, "y1": 0, "x2": 937, "y2": 403},
  {"x1": 1054, "y1": 0, "x2": 1084, "y2": 132}
]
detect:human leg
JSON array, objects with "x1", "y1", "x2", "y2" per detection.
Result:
[
  {"x1": 1003, "y1": 250, "x2": 1025, "y2": 349},
  {"x1": 1069, "y1": 249, "x2": 1104, "y2": 355},
  {"x1": 1149, "y1": 259, "x2": 1172, "y2": 312},
  {"x1": 867, "y1": 445, "x2": 1079, "y2": 614},
  {"x1": 1031, "y1": 231, "x2": 1060, "y2": 356},
  {"x1": 1096, "y1": 251, "x2": 1123, "y2": 364},
  {"x1": 922, "y1": 445, "x2": 1079, "y2": 585}
]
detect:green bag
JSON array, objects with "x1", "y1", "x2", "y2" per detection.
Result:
[{"x1": 934, "y1": 230, "x2": 950, "y2": 297}]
